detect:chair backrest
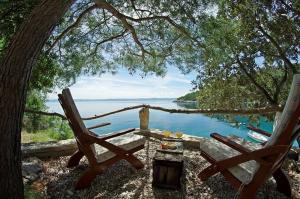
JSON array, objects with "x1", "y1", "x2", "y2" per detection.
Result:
[
  {"x1": 248, "y1": 75, "x2": 300, "y2": 184},
  {"x1": 264, "y1": 74, "x2": 300, "y2": 147},
  {"x1": 58, "y1": 88, "x2": 97, "y2": 164}
]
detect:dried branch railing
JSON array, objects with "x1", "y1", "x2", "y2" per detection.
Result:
[
  {"x1": 80, "y1": 104, "x2": 283, "y2": 120},
  {"x1": 25, "y1": 104, "x2": 283, "y2": 121},
  {"x1": 25, "y1": 108, "x2": 66, "y2": 120},
  {"x1": 23, "y1": 102, "x2": 300, "y2": 160}
]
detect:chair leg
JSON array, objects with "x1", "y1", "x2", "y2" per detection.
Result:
[
  {"x1": 126, "y1": 154, "x2": 144, "y2": 170},
  {"x1": 240, "y1": 189, "x2": 256, "y2": 199},
  {"x1": 75, "y1": 168, "x2": 99, "y2": 190},
  {"x1": 273, "y1": 168, "x2": 292, "y2": 197},
  {"x1": 198, "y1": 165, "x2": 219, "y2": 181},
  {"x1": 67, "y1": 150, "x2": 84, "y2": 168}
]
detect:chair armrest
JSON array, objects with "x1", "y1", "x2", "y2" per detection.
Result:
[
  {"x1": 100, "y1": 128, "x2": 136, "y2": 140},
  {"x1": 247, "y1": 125, "x2": 272, "y2": 137},
  {"x1": 88, "y1": 128, "x2": 135, "y2": 140},
  {"x1": 199, "y1": 144, "x2": 289, "y2": 180},
  {"x1": 86, "y1": 133, "x2": 131, "y2": 155},
  {"x1": 86, "y1": 131, "x2": 145, "y2": 167},
  {"x1": 211, "y1": 133, "x2": 251, "y2": 153},
  {"x1": 88, "y1": 130, "x2": 99, "y2": 137},
  {"x1": 84, "y1": 128, "x2": 136, "y2": 156},
  {"x1": 87, "y1": 122, "x2": 111, "y2": 130},
  {"x1": 216, "y1": 145, "x2": 289, "y2": 169}
]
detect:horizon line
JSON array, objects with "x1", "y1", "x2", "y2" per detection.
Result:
[{"x1": 47, "y1": 97, "x2": 177, "y2": 101}]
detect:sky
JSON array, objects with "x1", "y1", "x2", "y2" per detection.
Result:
[{"x1": 48, "y1": 66, "x2": 196, "y2": 99}]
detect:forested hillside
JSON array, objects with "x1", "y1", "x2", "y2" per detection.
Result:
[{"x1": 176, "y1": 91, "x2": 199, "y2": 101}]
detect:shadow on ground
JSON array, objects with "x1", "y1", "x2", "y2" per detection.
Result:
[{"x1": 42, "y1": 139, "x2": 294, "y2": 199}]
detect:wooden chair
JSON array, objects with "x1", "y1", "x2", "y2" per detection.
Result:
[
  {"x1": 198, "y1": 74, "x2": 300, "y2": 198},
  {"x1": 58, "y1": 88, "x2": 145, "y2": 189}
]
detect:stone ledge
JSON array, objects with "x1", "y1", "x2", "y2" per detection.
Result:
[
  {"x1": 22, "y1": 139, "x2": 77, "y2": 159},
  {"x1": 21, "y1": 129, "x2": 203, "y2": 159},
  {"x1": 134, "y1": 128, "x2": 203, "y2": 150}
]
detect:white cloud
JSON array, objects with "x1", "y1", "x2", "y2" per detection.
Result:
[{"x1": 48, "y1": 68, "x2": 195, "y2": 99}]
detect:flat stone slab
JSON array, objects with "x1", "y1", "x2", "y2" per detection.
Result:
[{"x1": 22, "y1": 139, "x2": 77, "y2": 159}]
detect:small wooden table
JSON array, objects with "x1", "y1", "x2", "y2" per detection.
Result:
[{"x1": 152, "y1": 138, "x2": 184, "y2": 190}]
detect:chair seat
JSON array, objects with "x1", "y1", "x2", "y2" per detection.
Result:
[
  {"x1": 94, "y1": 132, "x2": 146, "y2": 163},
  {"x1": 200, "y1": 137, "x2": 261, "y2": 184}
]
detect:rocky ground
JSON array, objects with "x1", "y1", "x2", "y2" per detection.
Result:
[{"x1": 24, "y1": 138, "x2": 300, "y2": 199}]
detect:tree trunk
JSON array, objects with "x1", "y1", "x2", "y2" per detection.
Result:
[{"x1": 0, "y1": 0, "x2": 73, "y2": 198}]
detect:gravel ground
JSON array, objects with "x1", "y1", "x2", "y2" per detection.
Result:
[{"x1": 28, "y1": 139, "x2": 300, "y2": 199}]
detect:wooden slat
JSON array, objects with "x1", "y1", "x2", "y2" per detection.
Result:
[
  {"x1": 87, "y1": 122, "x2": 111, "y2": 130},
  {"x1": 247, "y1": 125, "x2": 272, "y2": 137},
  {"x1": 210, "y1": 133, "x2": 251, "y2": 153},
  {"x1": 100, "y1": 128, "x2": 136, "y2": 140}
]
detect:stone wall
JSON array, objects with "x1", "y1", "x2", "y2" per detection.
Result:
[{"x1": 21, "y1": 129, "x2": 203, "y2": 159}]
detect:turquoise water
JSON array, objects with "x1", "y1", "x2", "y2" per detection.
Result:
[{"x1": 46, "y1": 99, "x2": 274, "y2": 141}]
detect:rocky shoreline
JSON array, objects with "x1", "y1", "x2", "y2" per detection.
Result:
[{"x1": 23, "y1": 137, "x2": 300, "y2": 199}]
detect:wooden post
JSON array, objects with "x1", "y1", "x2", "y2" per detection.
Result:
[{"x1": 139, "y1": 107, "x2": 149, "y2": 131}]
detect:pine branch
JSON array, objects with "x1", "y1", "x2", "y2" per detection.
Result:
[
  {"x1": 95, "y1": 0, "x2": 153, "y2": 58},
  {"x1": 46, "y1": 4, "x2": 97, "y2": 53},
  {"x1": 90, "y1": 29, "x2": 128, "y2": 56}
]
